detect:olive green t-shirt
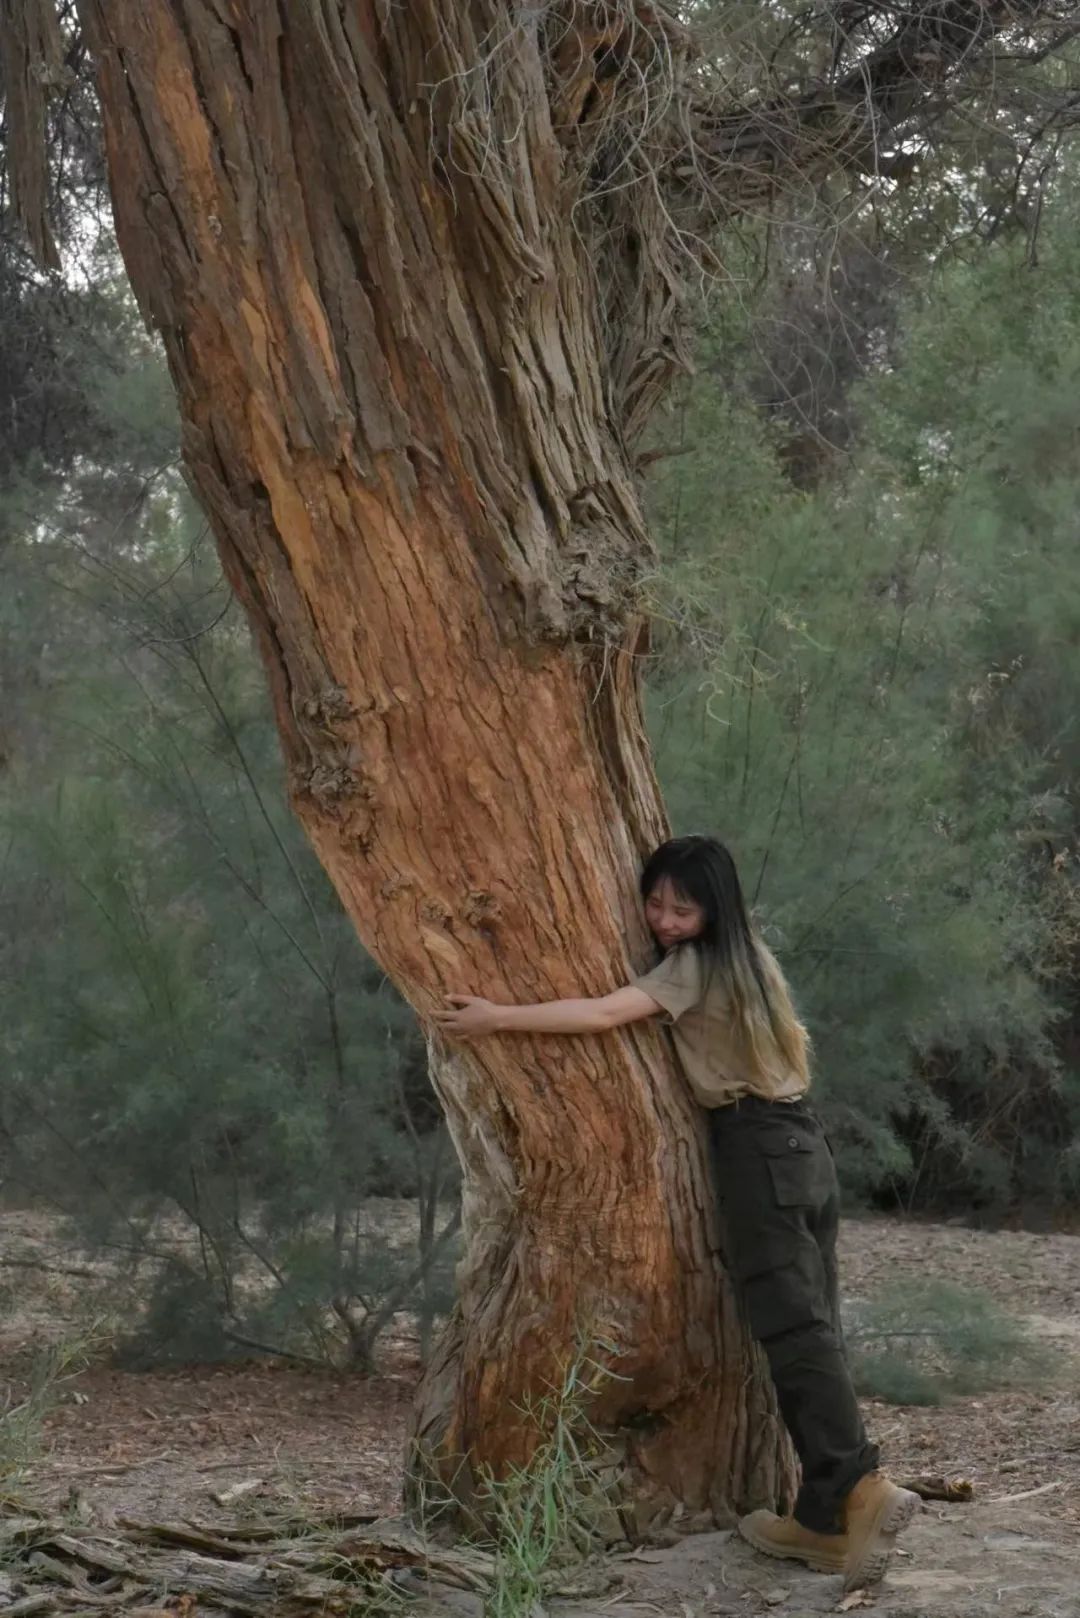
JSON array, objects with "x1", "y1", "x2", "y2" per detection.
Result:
[{"x1": 633, "y1": 942, "x2": 808, "y2": 1108}]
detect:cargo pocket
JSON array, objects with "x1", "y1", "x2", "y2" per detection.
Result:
[
  {"x1": 759, "y1": 1129, "x2": 833, "y2": 1209},
  {"x1": 741, "y1": 1260, "x2": 821, "y2": 1341}
]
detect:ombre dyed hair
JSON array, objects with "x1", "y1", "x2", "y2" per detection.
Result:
[{"x1": 640, "y1": 835, "x2": 810, "y2": 1087}]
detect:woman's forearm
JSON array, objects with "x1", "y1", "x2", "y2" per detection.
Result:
[
  {"x1": 434, "y1": 986, "x2": 661, "y2": 1039},
  {"x1": 494, "y1": 998, "x2": 612, "y2": 1034}
]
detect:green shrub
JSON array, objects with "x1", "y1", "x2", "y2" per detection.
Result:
[
  {"x1": 1, "y1": 1339, "x2": 90, "y2": 1497},
  {"x1": 845, "y1": 1281, "x2": 1054, "y2": 1406}
]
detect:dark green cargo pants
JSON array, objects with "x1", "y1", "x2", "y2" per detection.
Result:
[{"x1": 708, "y1": 1095, "x2": 879, "y2": 1533}]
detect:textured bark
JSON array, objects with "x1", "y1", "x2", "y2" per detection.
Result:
[
  {"x1": 60, "y1": 0, "x2": 793, "y2": 1524},
  {"x1": 0, "y1": 0, "x2": 67, "y2": 267}
]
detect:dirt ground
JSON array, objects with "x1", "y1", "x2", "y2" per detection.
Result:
[{"x1": 3, "y1": 1207, "x2": 1079, "y2": 1617}]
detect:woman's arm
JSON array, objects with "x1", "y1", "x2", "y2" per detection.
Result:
[{"x1": 433, "y1": 986, "x2": 663, "y2": 1039}]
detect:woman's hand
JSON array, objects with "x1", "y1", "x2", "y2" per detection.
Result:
[{"x1": 433, "y1": 994, "x2": 504, "y2": 1039}]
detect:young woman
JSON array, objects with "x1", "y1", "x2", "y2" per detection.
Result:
[{"x1": 434, "y1": 835, "x2": 917, "y2": 1593}]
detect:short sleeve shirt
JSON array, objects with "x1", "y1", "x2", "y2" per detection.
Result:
[{"x1": 633, "y1": 943, "x2": 807, "y2": 1108}]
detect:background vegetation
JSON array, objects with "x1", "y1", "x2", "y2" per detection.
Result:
[{"x1": 4, "y1": 29, "x2": 1080, "y2": 1371}]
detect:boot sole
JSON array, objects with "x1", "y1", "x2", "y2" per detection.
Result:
[
  {"x1": 843, "y1": 1487, "x2": 919, "y2": 1592},
  {"x1": 737, "y1": 1519, "x2": 844, "y2": 1574}
]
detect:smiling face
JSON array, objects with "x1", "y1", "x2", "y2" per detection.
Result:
[{"x1": 644, "y1": 875, "x2": 707, "y2": 951}]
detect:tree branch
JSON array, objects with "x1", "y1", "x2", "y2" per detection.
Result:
[{"x1": 691, "y1": 1, "x2": 1056, "y2": 201}]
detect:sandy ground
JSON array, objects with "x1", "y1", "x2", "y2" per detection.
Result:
[{"x1": 2, "y1": 1206, "x2": 1079, "y2": 1617}]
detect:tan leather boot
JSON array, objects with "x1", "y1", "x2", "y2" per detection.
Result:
[
  {"x1": 841, "y1": 1470, "x2": 920, "y2": 1591},
  {"x1": 737, "y1": 1509, "x2": 847, "y2": 1572}
]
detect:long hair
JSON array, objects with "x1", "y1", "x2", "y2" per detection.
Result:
[{"x1": 640, "y1": 835, "x2": 810, "y2": 1087}]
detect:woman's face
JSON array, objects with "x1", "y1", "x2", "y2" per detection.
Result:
[{"x1": 644, "y1": 877, "x2": 706, "y2": 950}]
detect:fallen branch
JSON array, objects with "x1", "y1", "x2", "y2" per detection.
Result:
[
  {"x1": 219, "y1": 1330, "x2": 328, "y2": 1370},
  {"x1": 44, "y1": 1450, "x2": 178, "y2": 1478},
  {"x1": 0, "y1": 1510, "x2": 497, "y2": 1615},
  {"x1": 0, "y1": 1256, "x2": 102, "y2": 1280},
  {"x1": 0, "y1": 1596, "x2": 55, "y2": 1617},
  {"x1": 986, "y1": 1480, "x2": 1063, "y2": 1504}
]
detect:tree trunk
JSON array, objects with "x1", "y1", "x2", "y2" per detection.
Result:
[{"x1": 73, "y1": 0, "x2": 793, "y2": 1526}]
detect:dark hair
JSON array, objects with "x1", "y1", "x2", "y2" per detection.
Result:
[
  {"x1": 640, "y1": 835, "x2": 810, "y2": 1085},
  {"x1": 639, "y1": 835, "x2": 754, "y2": 971}
]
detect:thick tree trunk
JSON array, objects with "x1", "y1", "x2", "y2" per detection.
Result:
[{"x1": 74, "y1": 1, "x2": 793, "y2": 1526}]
